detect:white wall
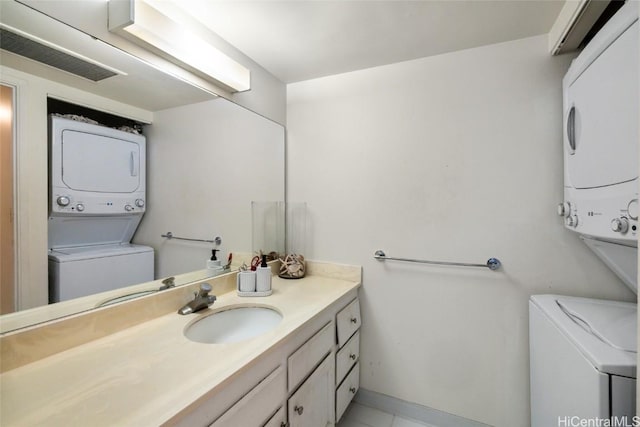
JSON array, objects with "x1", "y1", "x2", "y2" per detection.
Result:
[
  {"x1": 287, "y1": 35, "x2": 636, "y2": 426},
  {"x1": 133, "y1": 98, "x2": 285, "y2": 278}
]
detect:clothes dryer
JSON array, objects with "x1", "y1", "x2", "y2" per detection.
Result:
[{"x1": 559, "y1": 0, "x2": 638, "y2": 292}]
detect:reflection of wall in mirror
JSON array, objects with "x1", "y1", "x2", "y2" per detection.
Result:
[{"x1": 133, "y1": 99, "x2": 285, "y2": 278}]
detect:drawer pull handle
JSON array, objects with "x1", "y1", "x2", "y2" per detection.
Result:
[
  {"x1": 349, "y1": 353, "x2": 357, "y2": 360},
  {"x1": 280, "y1": 423, "x2": 289, "y2": 427},
  {"x1": 294, "y1": 405, "x2": 304, "y2": 415},
  {"x1": 349, "y1": 387, "x2": 357, "y2": 394},
  {"x1": 350, "y1": 317, "x2": 358, "y2": 323}
]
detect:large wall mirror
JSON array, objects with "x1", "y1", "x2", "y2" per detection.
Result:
[{"x1": 0, "y1": 1, "x2": 285, "y2": 333}]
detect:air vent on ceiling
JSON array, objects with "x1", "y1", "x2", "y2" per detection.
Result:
[{"x1": 0, "y1": 27, "x2": 118, "y2": 81}]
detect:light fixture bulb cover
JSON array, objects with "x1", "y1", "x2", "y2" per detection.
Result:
[{"x1": 108, "y1": 0, "x2": 250, "y2": 92}]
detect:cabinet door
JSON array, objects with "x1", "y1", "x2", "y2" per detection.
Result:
[
  {"x1": 211, "y1": 366, "x2": 285, "y2": 427},
  {"x1": 288, "y1": 354, "x2": 335, "y2": 427}
]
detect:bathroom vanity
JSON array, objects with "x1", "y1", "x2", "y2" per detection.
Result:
[{"x1": 0, "y1": 262, "x2": 361, "y2": 426}]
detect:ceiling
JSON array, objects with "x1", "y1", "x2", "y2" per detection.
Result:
[{"x1": 174, "y1": 0, "x2": 565, "y2": 84}]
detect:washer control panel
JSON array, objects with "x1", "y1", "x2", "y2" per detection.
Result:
[{"x1": 51, "y1": 191, "x2": 146, "y2": 216}]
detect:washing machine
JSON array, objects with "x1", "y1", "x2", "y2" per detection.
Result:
[
  {"x1": 529, "y1": 295, "x2": 636, "y2": 426},
  {"x1": 48, "y1": 115, "x2": 153, "y2": 302},
  {"x1": 49, "y1": 244, "x2": 154, "y2": 303}
]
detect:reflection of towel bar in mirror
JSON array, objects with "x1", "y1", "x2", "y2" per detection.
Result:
[
  {"x1": 374, "y1": 250, "x2": 501, "y2": 271},
  {"x1": 161, "y1": 232, "x2": 222, "y2": 245}
]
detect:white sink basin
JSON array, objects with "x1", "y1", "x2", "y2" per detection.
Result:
[{"x1": 184, "y1": 306, "x2": 283, "y2": 344}]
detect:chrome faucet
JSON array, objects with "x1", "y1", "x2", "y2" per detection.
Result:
[
  {"x1": 158, "y1": 276, "x2": 175, "y2": 291},
  {"x1": 178, "y1": 283, "x2": 216, "y2": 315}
]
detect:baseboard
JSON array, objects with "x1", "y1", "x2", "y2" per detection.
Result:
[{"x1": 353, "y1": 388, "x2": 492, "y2": 427}]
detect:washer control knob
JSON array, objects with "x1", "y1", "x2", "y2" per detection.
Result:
[
  {"x1": 56, "y1": 196, "x2": 71, "y2": 207},
  {"x1": 627, "y1": 199, "x2": 638, "y2": 220},
  {"x1": 565, "y1": 215, "x2": 578, "y2": 228},
  {"x1": 557, "y1": 202, "x2": 571, "y2": 217},
  {"x1": 611, "y1": 217, "x2": 629, "y2": 234},
  {"x1": 76, "y1": 204, "x2": 85, "y2": 212},
  {"x1": 124, "y1": 204, "x2": 134, "y2": 212},
  {"x1": 135, "y1": 199, "x2": 145, "y2": 208}
]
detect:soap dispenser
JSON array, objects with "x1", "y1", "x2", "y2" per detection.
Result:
[
  {"x1": 256, "y1": 254, "x2": 272, "y2": 293},
  {"x1": 206, "y1": 249, "x2": 222, "y2": 272}
]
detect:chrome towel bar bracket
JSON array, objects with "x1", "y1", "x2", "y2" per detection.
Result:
[
  {"x1": 161, "y1": 232, "x2": 222, "y2": 245},
  {"x1": 374, "y1": 250, "x2": 501, "y2": 271}
]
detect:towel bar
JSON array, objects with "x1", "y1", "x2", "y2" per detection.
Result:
[
  {"x1": 161, "y1": 232, "x2": 222, "y2": 245},
  {"x1": 374, "y1": 250, "x2": 501, "y2": 271}
]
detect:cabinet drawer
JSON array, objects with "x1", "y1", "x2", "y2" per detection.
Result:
[
  {"x1": 336, "y1": 298, "x2": 361, "y2": 348},
  {"x1": 288, "y1": 321, "x2": 334, "y2": 391},
  {"x1": 336, "y1": 330, "x2": 360, "y2": 385},
  {"x1": 336, "y1": 362, "x2": 360, "y2": 422},
  {"x1": 210, "y1": 366, "x2": 285, "y2": 427},
  {"x1": 263, "y1": 406, "x2": 286, "y2": 427}
]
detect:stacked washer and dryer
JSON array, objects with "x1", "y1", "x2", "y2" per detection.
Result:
[
  {"x1": 530, "y1": 2, "x2": 638, "y2": 425},
  {"x1": 48, "y1": 115, "x2": 154, "y2": 303}
]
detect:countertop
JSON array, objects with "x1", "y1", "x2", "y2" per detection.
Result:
[{"x1": 0, "y1": 273, "x2": 360, "y2": 426}]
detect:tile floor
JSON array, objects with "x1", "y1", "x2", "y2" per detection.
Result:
[{"x1": 337, "y1": 402, "x2": 437, "y2": 427}]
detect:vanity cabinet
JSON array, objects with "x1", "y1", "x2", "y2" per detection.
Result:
[
  {"x1": 177, "y1": 293, "x2": 361, "y2": 427},
  {"x1": 335, "y1": 298, "x2": 361, "y2": 422}
]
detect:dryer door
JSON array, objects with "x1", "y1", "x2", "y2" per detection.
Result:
[
  {"x1": 565, "y1": 20, "x2": 638, "y2": 189},
  {"x1": 61, "y1": 129, "x2": 141, "y2": 193}
]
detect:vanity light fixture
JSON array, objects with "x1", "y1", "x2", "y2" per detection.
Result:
[{"x1": 107, "y1": 0, "x2": 251, "y2": 92}]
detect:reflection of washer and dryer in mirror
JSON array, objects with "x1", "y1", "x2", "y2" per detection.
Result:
[
  {"x1": 530, "y1": 1, "x2": 638, "y2": 425},
  {"x1": 48, "y1": 115, "x2": 153, "y2": 303}
]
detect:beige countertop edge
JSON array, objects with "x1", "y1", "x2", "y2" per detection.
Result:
[{"x1": 0, "y1": 273, "x2": 361, "y2": 426}]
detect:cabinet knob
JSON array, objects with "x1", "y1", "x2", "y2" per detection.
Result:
[
  {"x1": 294, "y1": 405, "x2": 304, "y2": 415},
  {"x1": 349, "y1": 387, "x2": 357, "y2": 394},
  {"x1": 350, "y1": 317, "x2": 358, "y2": 324},
  {"x1": 349, "y1": 353, "x2": 357, "y2": 360},
  {"x1": 280, "y1": 422, "x2": 289, "y2": 427}
]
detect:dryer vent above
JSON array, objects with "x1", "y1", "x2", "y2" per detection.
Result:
[{"x1": 0, "y1": 27, "x2": 118, "y2": 82}]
